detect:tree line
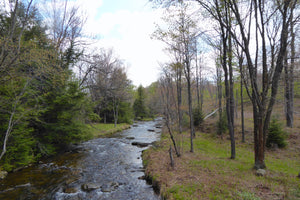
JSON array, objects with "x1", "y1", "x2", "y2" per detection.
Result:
[
  {"x1": 0, "y1": 0, "x2": 153, "y2": 172},
  {"x1": 150, "y1": 0, "x2": 299, "y2": 169}
]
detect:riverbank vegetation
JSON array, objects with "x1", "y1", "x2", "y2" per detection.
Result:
[
  {"x1": 0, "y1": 1, "x2": 149, "y2": 172},
  {"x1": 143, "y1": 101, "x2": 300, "y2": 199},
  {"x1": 88, "y1": 123, "x2": 131, "y2": 138},
  {"x1": 141, "y1": 0, "x2": 300, "y2": 199},
  {"x1": 1, "y1": 1, "x2": 299, "y2": 198}
]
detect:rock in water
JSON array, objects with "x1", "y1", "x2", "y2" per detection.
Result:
[
  {"x1": 101, "y1": 185, "x2": 112, "y2": 193},
  {"x1": 131, "y1": 142, "x2": 150, "y2": 148},
  {"x1": 101, "y1": 182, "x2": 119, "y2": 192},
  {"x1": 64, "y1": 187, "x2": 78, "y2": 193},
  {"x1": 256, "y1": 169, "x2": 266, "y2": 177},
  {"x1": 0, "y1": 170, "x2": 8, "y2": 179},
  {"x1": 81, "y1": 183, "x2": 101, "y2": 192}
]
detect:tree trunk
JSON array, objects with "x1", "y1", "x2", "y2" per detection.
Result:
[
  {"x1": 239, "y1": 58, "x2": 245, "y2": 143},
  {"x1": 187, "y1": 77, "x2": 194, "y2": 152},
  {"x1": 113, "y1": 98, "x2": 119, "y2": 128},
  {"x1": 255, "y1": 112, "x2": 266, "y2": 169},
  {"x1": 0, "y1": 112, "x2": 15, "y2": 161},
  {"x1": 252, "y1": 102, "x2": 266, "y2": 169},
  {"x1": 169, "y1": 146, "x2": 174, "y2": 168},
  {"x1": 196, "y1": 44, "x2": 200, "y2": 109},
  {"x1": 235, "y1": 89, "x2": 238, "y2": 119},
  {"x1": 176, "y1": 64, "x2": 183, "y2": 134},
  {"x1": 217, "y1": 66, "x2": 223, "y2": 139},
  {"x1": 166, "y1": 117, "x2": 181, "y2": 157},
  {"x1": 285, "y1": 14, "x2": 294, "y2": 128},
  {"x1": 161, "y1": 74, "x2": 181, "y2": 157},
  {"x1": 228, "y1": 29, "x2": 236, "y2": 159}
]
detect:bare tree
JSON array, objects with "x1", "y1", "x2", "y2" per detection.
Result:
[
  {"x1": 159, "y1": 68, "x2": 181, "y2": 157},
  {"x1": 152, "y1": 2, "x2": 198, "y2": 152},
  {"x1": 41, "y1": 0, "x2": 86, "y2": 69},
  {"x1": 87, "y1": 48, "x2": 131, "y2": 126},
  {"x1": 284, "y1": 8, "x2": 296, "y2": 128},
  {"x1": 110, "y1": 66, "x2": 131, "y2": 127},
  {"x1": 225, "y1": 0, "x2": 298, "y2": 168},
  {"x1": 196, "y1": 0, "x2": 236, "y2": 159},
  {"x1": 236, "y1": 48, "x2": 245, "y2": 143},
  {"x1": 152, "y1": 0, "x2": 299, "y2": 168},
  {"x1": 0, "y1": 0, "x2": 34, "y2": 78}
]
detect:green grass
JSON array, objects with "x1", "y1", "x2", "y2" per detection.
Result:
[
  {"x1": 144, "y1": 131, "x2": 300, "y2": 199},
  {"x1": 87, "y1": 123, "x2": 131, "y2": 138},
  {"x1": 237, "y1": 191, "x2": 261, "y2": 200},
  {"x1": 135, "y1": 117, "x2": 155, "y2": 121},
  {"x1": 167, "y1": 183, "x2": 203, "y2": 200}
]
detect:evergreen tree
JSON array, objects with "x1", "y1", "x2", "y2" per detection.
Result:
[{"x1": 133, "y1": 85, "x2": 148, "y2": 119}]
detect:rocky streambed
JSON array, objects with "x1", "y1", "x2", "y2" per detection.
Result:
[{"x1": 0, "y1": 119, "x2": 162, "y2": 200}]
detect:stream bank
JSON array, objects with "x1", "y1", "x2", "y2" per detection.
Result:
[{"x1": 0, "y1": 119, "x2": 162, "y2": 200}]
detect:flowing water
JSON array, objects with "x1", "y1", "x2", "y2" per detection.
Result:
[{"x1": 0, "y1": 119, "x2": 162, "y2": 200}]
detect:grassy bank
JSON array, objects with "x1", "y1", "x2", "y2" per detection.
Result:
[
  {"x1": 87, "y1": 123, "x2": 131, "y2": 138},
  {"x1": 143, "y1": 131, "x2": 300, "y2": 200}
]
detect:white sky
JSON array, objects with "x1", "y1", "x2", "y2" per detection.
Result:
[{"x1": 76, "y1": 0, "x2": 169, "y2": 87}]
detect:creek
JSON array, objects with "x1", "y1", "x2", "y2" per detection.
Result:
[{"x1": 0, "y1": 119, "x2": 162, "y2": 200}]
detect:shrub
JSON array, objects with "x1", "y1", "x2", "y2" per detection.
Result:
[
  {"x1": 88, "y1": 113, "x2": 101, "y2": 123},
  {"x1": 193, "y1": 108, "x2": 204, "y2": 127},
  {"x1": 182, "y1": 113, "x2": 190, "y2": 128},
  {"x1": 217, "y1": 111, "x2": 227, "y2": 135},
  {"x1": 266, "y1": 118, "x2": 287, "y2": 148}
]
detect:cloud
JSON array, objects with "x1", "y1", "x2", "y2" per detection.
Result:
[
  {"x1": 39, "y1": 0, "x2": 168, "y2": 87},
  {"x1": 88, "y1": 5, "x2": 168, "y2": 86}
]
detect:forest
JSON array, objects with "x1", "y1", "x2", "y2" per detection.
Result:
[
  {"x1": 142, "y1": 0, "x2": 300, "y2": 199},
  {"x1": 0, "y1": 0, "x2": 299, "y2": 199},
  {"x1": 0, "y1": 0, "x2": 143, "y2": 172}
]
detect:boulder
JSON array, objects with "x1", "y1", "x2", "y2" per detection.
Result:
[
  {"x1": 64, "y1": 187, "x2": 78, "y2": 193},
  {"x1": 101, "y1": 185, "x2": 112, "y2": 193},
  {"x1": 147, "y1": 129, "x2": 155, "y2": 132},
  {"x1": 101, "y1": 182, "x2": 119, "y2": 193},
  {"x1": 256, "y1": 169, "x2": 266, "y2": 177},
  {"x1": 0, "y1": 170, "x2": 8, "y2": 179},
  {"x1": 81, "y1": 183, "x2": 101, "y2": 192},
  {"x1": 126, "y1": 137, "x2": 135, "y2": 140},
  {"x1": 131, "y1": 142, "x2": 150, "y2": 148},
  {"x1": 110, "y1": 181, "x2": 119, "y2": 189}
]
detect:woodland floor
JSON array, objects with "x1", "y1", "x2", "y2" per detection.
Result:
[{"x1": 142, "y1": 98, "x2": 300, "y2": 200}]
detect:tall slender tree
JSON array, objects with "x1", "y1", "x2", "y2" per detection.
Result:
[
  {"x1": 226, "y1": 0, "x2": 298, "y2": 168},
  {"x1": 284, "y1": 7, "x2": 296, "y2": 128},
  {"x1": 152, "y1": 2, "x2": 198, "y2": 152}
]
